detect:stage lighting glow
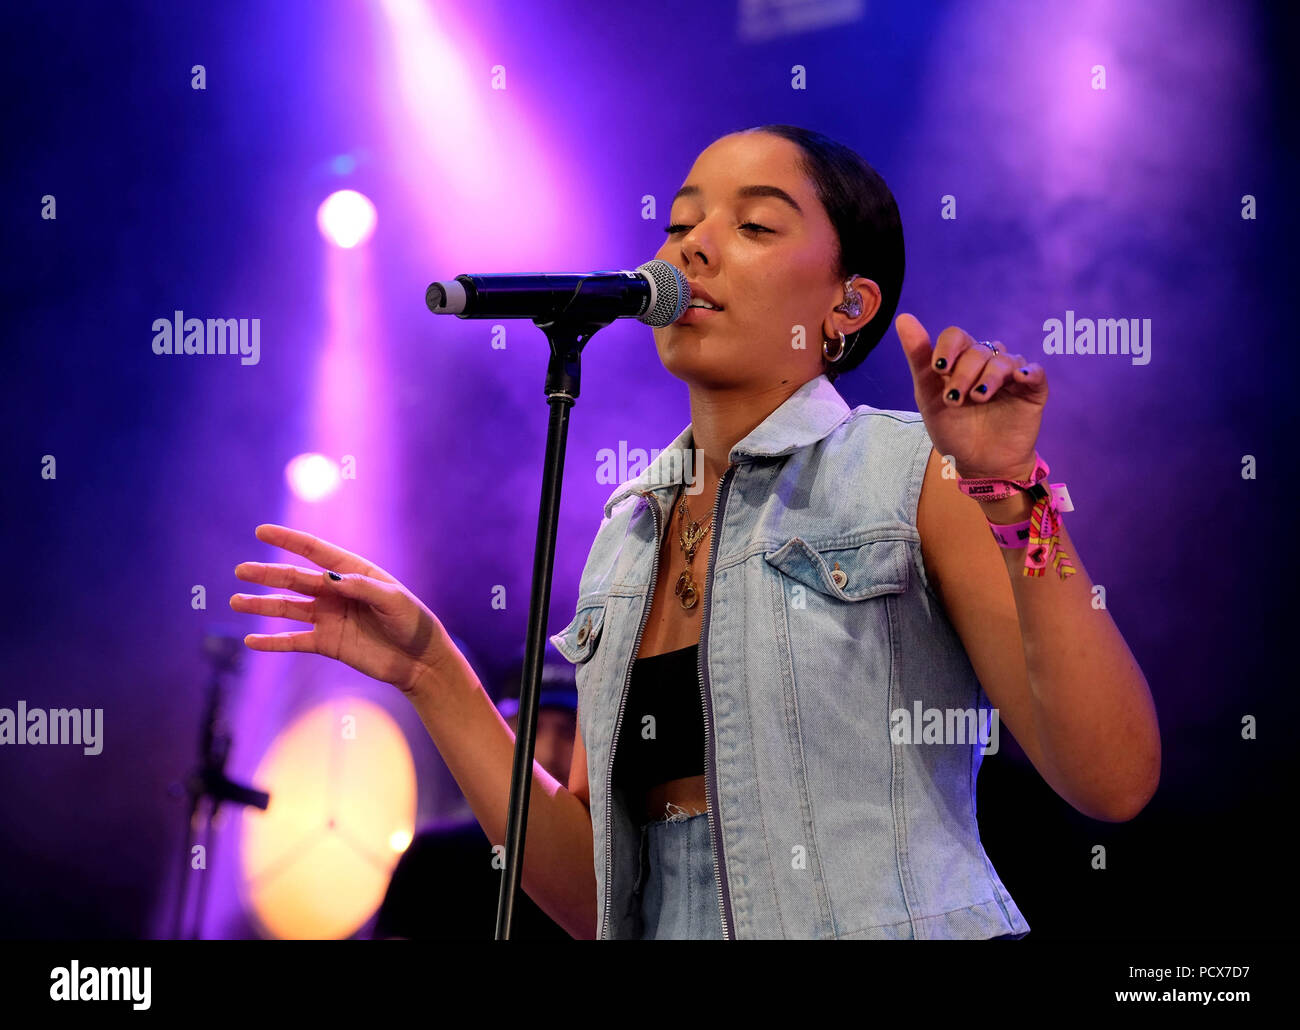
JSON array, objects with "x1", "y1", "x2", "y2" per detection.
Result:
[
  {"x1": 240, "y1": 697, "x2": 417, "y2": 940},
  {"x1": 317, "y1": 189, "x2": 376, "y2": 248},
  {"x1": 374, "y1": 0, "x2": 568, "y2": 261},
  {"x1": 389, "y1": 829, "x2": 412, "y2": 853},
  {"x1": 285, "y1": 453, "x2": 341, "y2": 503}
]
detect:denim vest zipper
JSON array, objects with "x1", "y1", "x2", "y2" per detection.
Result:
[
  {"x1": 599, "y1": 467, "x2": 737, "y2": 940},
  {"x1": 600, "y1": 492, "x2": 660, "y2": 940},
  {"x1": 699, "y1": 465, "x2": 735, "y2": 939}
]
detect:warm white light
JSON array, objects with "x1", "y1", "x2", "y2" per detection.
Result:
[
  {"x1": 389, "y1": 830, "x2": 413, "y2": 853},
  {"x1": 240, "y1": 698, "x2": 417, "y2": 939},
  {"x1": 317, "y1": 189, "x2": 377, "y2": 249}
]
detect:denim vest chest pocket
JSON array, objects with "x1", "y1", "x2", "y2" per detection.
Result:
[
  {"x1": 761, "y1": 533, "x2": 911, "y2": 719},
  {"x1": 763, "y1": 534, "x2": 910, "y2": 601}
]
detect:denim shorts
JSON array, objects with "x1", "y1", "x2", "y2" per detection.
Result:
[
  {"x1": 631, "y1": 808, "x2": 1027, "y2": 940},
  {"x1": 633, "y1": 808, "x2": 725, "y2": 940}
]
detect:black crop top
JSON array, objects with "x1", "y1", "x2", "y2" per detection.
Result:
[{"x1": 612, "y1": 644, "x2": 706, "y2": 794}]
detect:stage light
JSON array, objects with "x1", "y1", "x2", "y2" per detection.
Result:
[
  {"x1": 240, "y1": 697, "x2": 417, "y2": 939},
  {"x1": 388, "y1": 829, "x2": 412, "y2": 853},
  {"x1": 316, "y1": 189, "x2": 376, "y2": 249},
  {"x1": 284, "y1": 453, "x2": 341, "y2": 503}
]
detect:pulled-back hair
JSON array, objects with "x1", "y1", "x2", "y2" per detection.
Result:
[{"x1": 740, "y1": 124, "x2": 905, "y2": 381}]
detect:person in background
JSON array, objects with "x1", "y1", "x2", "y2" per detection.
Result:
[{"x1": 372, "y1": 642, "x2": 577, "y2": 940}]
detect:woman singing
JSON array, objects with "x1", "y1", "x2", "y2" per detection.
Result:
[{"x1": 231, "y1": 124, "x2": 1160, "y2": 940}]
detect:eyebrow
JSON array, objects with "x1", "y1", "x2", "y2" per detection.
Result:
[{"x1": 671, "y1": 184, "x2": 804, "y2": 216}]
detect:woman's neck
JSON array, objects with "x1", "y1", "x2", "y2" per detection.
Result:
[{"x1": 686, "y1": 377, "x2": 810, "y2": 483}]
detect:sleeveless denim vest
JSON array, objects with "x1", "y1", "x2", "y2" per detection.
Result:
[{"x1": 549, "y1": 373, "x2": 1030, "y2": 940}]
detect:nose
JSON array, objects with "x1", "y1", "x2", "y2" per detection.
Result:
[{"x1": 679, "y1": 219, "x2": 713, "y2": 268}]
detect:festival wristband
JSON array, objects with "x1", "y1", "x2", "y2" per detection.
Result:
[
  {"x1": 954, "y1": 452, "x2": 1050, "y2": 502},
  {"x1": 956, "y1": 453, "x2": 1077, "y2": 579}
]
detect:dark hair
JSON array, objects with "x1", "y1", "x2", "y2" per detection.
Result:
[{"x1": 738, "y1": 124, "x2": 905, "y2": 381}]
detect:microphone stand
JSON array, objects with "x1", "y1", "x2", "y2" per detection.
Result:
[
  {"x1": 170, "y1": 629, "x2": 270, "y2": 939},
  {"x1": 495, "y1": 301, "x2": 619, "y2": 940}
]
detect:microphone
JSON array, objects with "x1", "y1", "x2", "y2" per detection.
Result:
[{"x1": 425, "y1": 259, "x2": 690, "y2": 328}]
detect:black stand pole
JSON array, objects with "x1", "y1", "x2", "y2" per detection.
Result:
[
  {"x1": 170, "y1": 629, "x2": 270, "y2": 939},
  {"x1": 495, "y1": 312, "x2": 613, "y2": 940}
]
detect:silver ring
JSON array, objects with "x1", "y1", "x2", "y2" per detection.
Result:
[{"x1": 979, "y1": 340, "x2": 1000, "y2": 355}]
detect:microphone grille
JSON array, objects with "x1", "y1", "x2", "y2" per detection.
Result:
[{"x1": 635, "y1": 259, "x2": 689, "y2": 327}]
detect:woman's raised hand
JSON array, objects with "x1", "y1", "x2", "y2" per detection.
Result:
[
  {"x1": 230, "y1": 524, "x2": 457, "y2": 698},
  {"x1": 894, "y1": 313, "x2": 1048, "y2": 482}
]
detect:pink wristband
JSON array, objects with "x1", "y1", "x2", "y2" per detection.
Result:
[
  {"x1": 955, "y1": 452, "x2": 1050, "y2": 502},
  {"x1": 987, "y1": 482, "x2": 1075, "y2": 547},
  {"x1": 956, "y1": 453, "x2": 1077, "y2": 580}
]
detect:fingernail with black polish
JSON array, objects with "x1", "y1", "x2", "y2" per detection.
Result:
[
  {"x1": 1019, "y1": 367, "x2": 1029, "y2": 375},
  {"x1": 975, "y1": 384, "x2": 988, "y2": 394},
  {"x1": 946, "y1": 388, "x2": 960, "y2": 401},
  {"x1": 328, "y1": 571, "x2": 342, "y2": 581},
  {"x1": 934, "y1": 357, "x2": 947, "y2": 370}
]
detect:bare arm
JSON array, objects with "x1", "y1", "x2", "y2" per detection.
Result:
[
  {"x1": 917, "y1": 447, "x2": 1161, "y2": 821},
  {"x1": 231, "y1": 523, "x2": 598, "y2": 938},
  {"x1": 408, "y1": 649, "x2": 598, "y2": 939}
]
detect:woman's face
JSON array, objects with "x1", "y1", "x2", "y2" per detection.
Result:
[{"x1": 651, "y1": 131, "x2": 872, "y2": 390}]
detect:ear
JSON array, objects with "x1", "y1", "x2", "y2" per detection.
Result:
[{"x1": 824, "y1": 275, "x2": 881, "y2": 342}]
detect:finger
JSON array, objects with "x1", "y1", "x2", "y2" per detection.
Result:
[
  {"x1": 243, "y1": 630, "x2": 318, "y2": 653},
  {"x1": 1013, "y1": 361, "x2": 1047, "y2": 389},
  {"x1": 234, "y1": 560, "x2": 326, "y2": 595},
  {"x1": 233, "y1": 562, "x2": 404, "y2": 617},
  {"x1": 968, "y1": 358, "x2": 1018, "y2": 402},
  {"x1": 894, "y1": 313, "x2": 944, "y2": 390},
  {"x1": 944, "y1": 344, "x2": 1007, "y2": 405},
  {"x1": 230, "y1": 592, "x2": 315, "y2": 623},
  {"x1": 894, "y1": 312, "x2": 931, "y2": 366},
  {"x1": 324, "y1": 571, "x2": 407, "y2": 616},
  {"x1": 931, "y1": 325, "x2": 976, "y2": 377},
  {"x1": 254, "y1": 524, "x2": 396, "y2": 583}
]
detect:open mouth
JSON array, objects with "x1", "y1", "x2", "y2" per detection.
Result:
[{"x1": 677, "y1": 302, "x2": 723, "y2": 323}]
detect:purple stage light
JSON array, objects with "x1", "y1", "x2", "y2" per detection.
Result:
[{"x1": 285, "y1": 452, "x2": 342, "y2": 502}]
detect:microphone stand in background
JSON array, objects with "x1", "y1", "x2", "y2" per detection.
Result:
[{"x1": 169, "y1": 628, "x2": 270, "y2": 940}]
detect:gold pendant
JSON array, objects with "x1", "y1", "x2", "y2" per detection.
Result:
[
  {"x1": 674, "y1": 569, "x2": 698, "y2": 609},
  {"x1": 679, "y1": 520, "x2": 706, "y2": 562}
]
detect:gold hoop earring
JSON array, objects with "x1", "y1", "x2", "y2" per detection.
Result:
[{"x1": 823, "y1": 330, "x2": 847, "y2": 363}]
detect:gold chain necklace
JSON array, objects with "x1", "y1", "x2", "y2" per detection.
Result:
[{"x1": 673, "y1": 486, "x2": 713, "y2": 610}]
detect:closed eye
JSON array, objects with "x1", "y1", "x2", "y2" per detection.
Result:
[{"x1": 663, "y1": 223, "x2": 774, "y2": 235}]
